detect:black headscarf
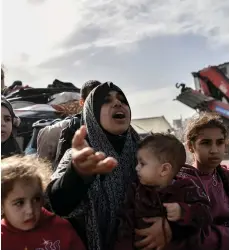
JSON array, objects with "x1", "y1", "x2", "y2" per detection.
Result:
[
  {"x1": 65, "y1": 82, "x2": 139, "y2": 250},
  {"x1": 1, "y1": 96, "x2": 22, "y2": 158},
  {"x1": 83, "y1": 82, "x2": 130, "y2": 155},
  {"x1": 91, "y1": 82, "x2": 130, "y2": 121}
]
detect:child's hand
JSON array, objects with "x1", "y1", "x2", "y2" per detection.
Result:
[{"x1": 163, "y1": 203, "x2": 182, "y2": 221}]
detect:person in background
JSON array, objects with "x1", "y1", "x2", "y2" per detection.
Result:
[
  {"x1": 1, "y1": 155, "x2": 86, "y2": 250},
  {"x1": 1, "y1": 67, "x2": 5, "y2": 90},
  {"x1": 36, "y1": 80, "x2": 101, "y2": 164},
  {"x1": 1, "y1": 66, "x2": 11, "y2": 96},
  {"x1": 46, "y1": 82, "x2": 172, "y2": 250},
  {"x1": 1, "y1": 96, "x2": 22, "y2": 158},
  {"x1": 79, "y1": 80, "x2": 102, "y2": 107},
  {"x1": 178, "y1": 112, "x2": 229, "y2": 250},
  {"x1": 115, "y1": 133, "x2": 212, "y2": 250}
]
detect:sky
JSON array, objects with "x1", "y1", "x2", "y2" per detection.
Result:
[{"x1": 2, "y1": 0, "x2": 229, "y2": 124}]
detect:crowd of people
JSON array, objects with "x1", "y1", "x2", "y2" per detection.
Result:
[{"x1": 1, "y1": 78, "x2": 229, "y2": 250}]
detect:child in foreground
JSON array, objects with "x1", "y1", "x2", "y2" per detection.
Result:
[
  {"x1": 1, "y1": 155, "x2": 85, "y2": 250},
  {"x1": 178, "y1": 112, "x2": 229, "y2": 250},
  {"x1": 115, "y1": 133, "x2": 212, "y2": 250}
]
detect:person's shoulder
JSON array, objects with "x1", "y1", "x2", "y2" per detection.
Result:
[
  {"x1": 1, "y1": 219, "x2": 7, "y2": 232},
  {"x1": 49, "y1": 214, "x2": 75, "y2": 232},
  {"x1": 42, "y1": 208, "x2": 73, "y2": 230},
  {"x1": 174, "y1": 176, "x2": 196, "y2": 187},
  {"x1": 69, "y1": 113, "x2": 81, "y2": 128},
  {"x1": 220, "y1": 164, "x2": 229, "y2": 172},
  {"x1": 219, "y1": 165, "x2": 229, "y2": 179},
  {"x1": 177, "y1": 164, "x2": 198, "y2": 179}
]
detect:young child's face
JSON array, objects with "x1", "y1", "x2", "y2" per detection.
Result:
[
  {"x1": 191, "y1": 127, "x2": 226, "y2": 170},
  {"x1": 2, "y1": 178, "x2": 43, "y2": 231},
  {"x1": 136, "y1": 148, "x2": 166, "y2": 186},
  {"x1": 1, "y1": 106, "x2": 13, "y2": 143}
]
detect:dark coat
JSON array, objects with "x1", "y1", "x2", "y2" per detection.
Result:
[{"x1": 115, "y1": 177, "x2": 212, "y2": 250}]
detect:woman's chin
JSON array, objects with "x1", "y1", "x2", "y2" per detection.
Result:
[{"x1": 109, "y1": 125, "x2": 129, "y2": 135}]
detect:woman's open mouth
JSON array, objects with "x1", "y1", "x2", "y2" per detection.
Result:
[{"x1": 112, "y1": 112, "x2": 126, "y2": 119}]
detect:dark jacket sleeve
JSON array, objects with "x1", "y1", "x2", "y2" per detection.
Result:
[
  {"x1": 114, "y1": 183, "x2": 136, "y2": 250},
  {"x1": 178, "y1": 179, "x2": 212, "y2": 229},
  {"x1": 200, "y1": 166, "x2": 229, "y2": 250},
  {"x1": 168, "y1": 179, "x2": 212, "y2": 242},
  {"x1": 46, "y1": 149, "x2": 95, "y2": 216},
  {"x1": 199, "y1": 225, "x2": 229, "y2": 250}
]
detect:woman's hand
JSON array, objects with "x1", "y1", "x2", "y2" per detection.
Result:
[
  {"x1": 71, "y1": 125, "x2": 117, "y2": 175},
  {"x1": 135, "y1": 217, "x2": 172, "y2": 250}
]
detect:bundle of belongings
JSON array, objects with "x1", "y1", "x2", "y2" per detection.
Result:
[{"x1": 5, "y1": 79, "x2": 81, "y2": 151}]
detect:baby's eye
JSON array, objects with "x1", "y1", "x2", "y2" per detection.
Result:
[
  {"x1": 139, "y1": 162, "x2": 144, "y2": 167},
  {"x1": 34, "y1": 196, "x2": 42, "y2": 203}
]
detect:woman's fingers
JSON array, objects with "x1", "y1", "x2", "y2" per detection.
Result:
[
  {"x1": 93, "y1": 157, "x2": 117, "y2": 174},
  {"x1": 141, "y1": 242, "x2": 157, "y2": 250},
  {"x1": 143, "y1": 217, "x2": 160, "y2": 224},
  {"x1": 94, "y1": 151, "x2": 106, "y2": 159},
  {"x1": 135, "y1": 228, "x2": 148, "y2": 237},
  {"x1": 72, "y1": 125, "x2": 88, "y2": 149},
  {"x1": 79, "y1": 159, "x2": 116, "y2": 175},
  {"x1": 134, "y1": 235, "x2": 155, "y2": 249},
  {"x1": 71, "y1": 127, "x2": 118, "y2": 175},
  {"x1": 79, "y1": 156, "x2": 117, "y2": 174},
  {"x1": 135, "y1": 217, "x2": 171, "y2": 249},
  {"x1": 72, "y1": 148, "x2": 105, "y2": 165},
  {"x1": 72, "y1": 147, "x2": 116, "y2": 174},
  {"x1": 72, "y1": 147, "x2": 95, "y2": 163}
]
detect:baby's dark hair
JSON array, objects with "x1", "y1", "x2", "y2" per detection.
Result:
[
  {"x1": 185, "y1": 112, "x2": 227, "y2": 143},
  {"x1": 1, "y1": 155, "x2": 52, "y2": 202},
  {"x1": 139, "y1": 133, "x2": 186, "y2": 174},
  {"x1": 80, "y1": 80, "x2": 102, "y2": 100}
]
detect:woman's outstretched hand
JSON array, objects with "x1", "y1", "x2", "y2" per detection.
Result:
[
  {"x1": 135, "y1": 217, "x2": 172, "y2": 250},
  {"x1": 71, "y1": 125, "x2": 117, "y2": 175}
]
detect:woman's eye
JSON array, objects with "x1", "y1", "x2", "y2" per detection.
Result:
[
  {"x1": 117, "y1": 96, "x2": 126, "y2": 103},
  {"x1": 104, "y1": 97, "x2": 111, "y2": 103}
]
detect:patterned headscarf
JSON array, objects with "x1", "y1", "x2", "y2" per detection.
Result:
[{"x1": 68, "y1": 82, "x2": 139, "y2": 249}]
